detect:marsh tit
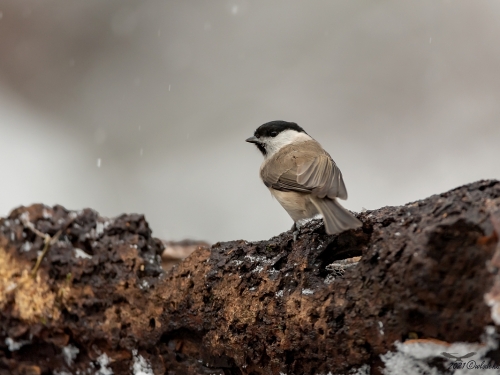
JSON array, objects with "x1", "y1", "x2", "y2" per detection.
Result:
[{"x1": 246, "y1": 120, "x2": 362, "y2": 236}]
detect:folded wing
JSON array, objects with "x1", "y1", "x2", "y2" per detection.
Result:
[{"x1": 261, "y1": 140, "x2": 348, "y2": 200}]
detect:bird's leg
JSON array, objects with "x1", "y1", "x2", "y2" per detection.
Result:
[{"x1": 291, "y1": 222, "x2": 299, "y2": 242}]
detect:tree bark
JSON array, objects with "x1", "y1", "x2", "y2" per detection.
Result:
[{"x1": 1, "y1": 180, "x2": 500, "y2": 375}]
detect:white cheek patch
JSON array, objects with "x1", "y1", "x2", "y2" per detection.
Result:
[{"x1": 262, "y1": 130, "x2": 312, "y2": 158}]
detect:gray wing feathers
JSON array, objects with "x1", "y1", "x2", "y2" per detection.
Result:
[
  {"x1": 262, "y1": 166, "x2": 311, "y2": 193},
  {"x1": 296, "y1": 156, "x2": 348, "y2": 200},
  {"x1": 311, "y1": 197, "x2": 362, "y2": 235},
  {"x1": 261, "y1": 140, "x2": 349, "y2": 200}
]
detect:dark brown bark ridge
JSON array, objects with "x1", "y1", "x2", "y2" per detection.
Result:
[{"x1": 1, "y1": 180, "x2": 500, "y2": 375}]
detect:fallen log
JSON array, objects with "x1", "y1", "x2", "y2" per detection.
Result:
[{"x1": 1, "y1": 180, "x2": 500, "y2": 374}]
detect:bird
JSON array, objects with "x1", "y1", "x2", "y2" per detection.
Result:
[
  {"x1": 440, "y1": 352, "x2": 476, "y2": 362},
  {"x1": 246, "y1": 120, "x2": 362, "y2": 237}
]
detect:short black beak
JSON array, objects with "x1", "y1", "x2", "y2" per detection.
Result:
[{"x1": 245, "y1": 136, "x2": 259, "y2": 144}]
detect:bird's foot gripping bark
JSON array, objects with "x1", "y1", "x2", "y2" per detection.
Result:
[{"x1": 291, "y1": 222, "x2": 300, "y2": 241}]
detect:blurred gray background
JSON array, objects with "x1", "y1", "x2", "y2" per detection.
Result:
[{"x1": 1, "y1": 0, "x2": 499, "y2": 243}]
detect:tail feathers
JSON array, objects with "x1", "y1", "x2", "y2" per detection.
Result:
[{"x1": 311, "y1": 197, "x2": 362, "y2": 235}]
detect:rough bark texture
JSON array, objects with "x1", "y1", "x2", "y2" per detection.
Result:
[{"x1": 1, "y1": 180, "x2": 500, "y2": 375}]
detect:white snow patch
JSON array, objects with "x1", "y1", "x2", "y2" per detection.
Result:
[
  {"x1": 5, "y1": 282, "x2": 17, "y2": 293},
  {"x1": 302, "y1": 288, "x2": 314, "y2": 295},
  {"x1": 85, "y1": 220, "x2": 111, "y2": 240},
  {"x1": 324, "y1": 274, "x2": 335, "y2": 284},
  {"x1": 21, "y1": 242, "x2": 32, "y2": 252},
  {"x1": 139, "y1": 280, "x2": 150, "y2": 290},
  {"x1": 378, "y1": 321, "x2": 385, "y2": 336},
  {"x1": 54, "y1": 371, "x2": 72, "y2": 375},
  {"x1": 132, "y1": 350, "x2": 154, "y2": 375},
  {"x1": 5, "y1": 337, "x2": 28, "y2": 351},
  {"x1": 96, "y1": 353, "x2": 113, "y2": 375},
  {"x1": 275, "y1": 290, "x2": 284, "y2": 297},
  {"x1": 244, "y1": 254, "x2": 273, "y2": 264},
  {"x1": 244, "y1": 255, "x2": 258, "y2": 262},
  {"x1": 381, "y1": 326, "x2": 499, "y2": 375},
  {"x1": 252, "y1": 265, "x2": 264, "y2": 273},
  {"x1": 19, "y1": 212, "x2": 30, "y2": 223},
  {"x1": 74, "y1": 248, "x2": 92, "y2": 259},
  {"x1": 95, "y1": 221, "x2": 105, "y2": 236},
  {"x1": 62, "y1": 344, "x2": 79, "y2": 366},
  {"x1": 350, "y1": 365, "x2": 370, "y2": 375},
  {"x1": 296, "y1": 215, "x2": 321, "y2": 227}
]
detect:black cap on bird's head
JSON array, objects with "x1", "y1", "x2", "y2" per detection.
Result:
[
  {"x1": 245, "y1": 120, "x2": 306, "y2": 155},
  {"x1": 253, "y1": 120, "x2": 306, "y2": 139}
]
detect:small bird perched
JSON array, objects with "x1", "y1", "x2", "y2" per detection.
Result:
[{"x1": 246, "y1": 120, "x2": 361, "y2": 236}]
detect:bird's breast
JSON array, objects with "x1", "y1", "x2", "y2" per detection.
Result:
[{"x1": 269, "y1": 188, "x2": 319, "y2": 222}]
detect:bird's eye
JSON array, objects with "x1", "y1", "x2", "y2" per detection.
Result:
[{"x1": 270, "y1": 131, "x2": 278, "y2": 137}]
